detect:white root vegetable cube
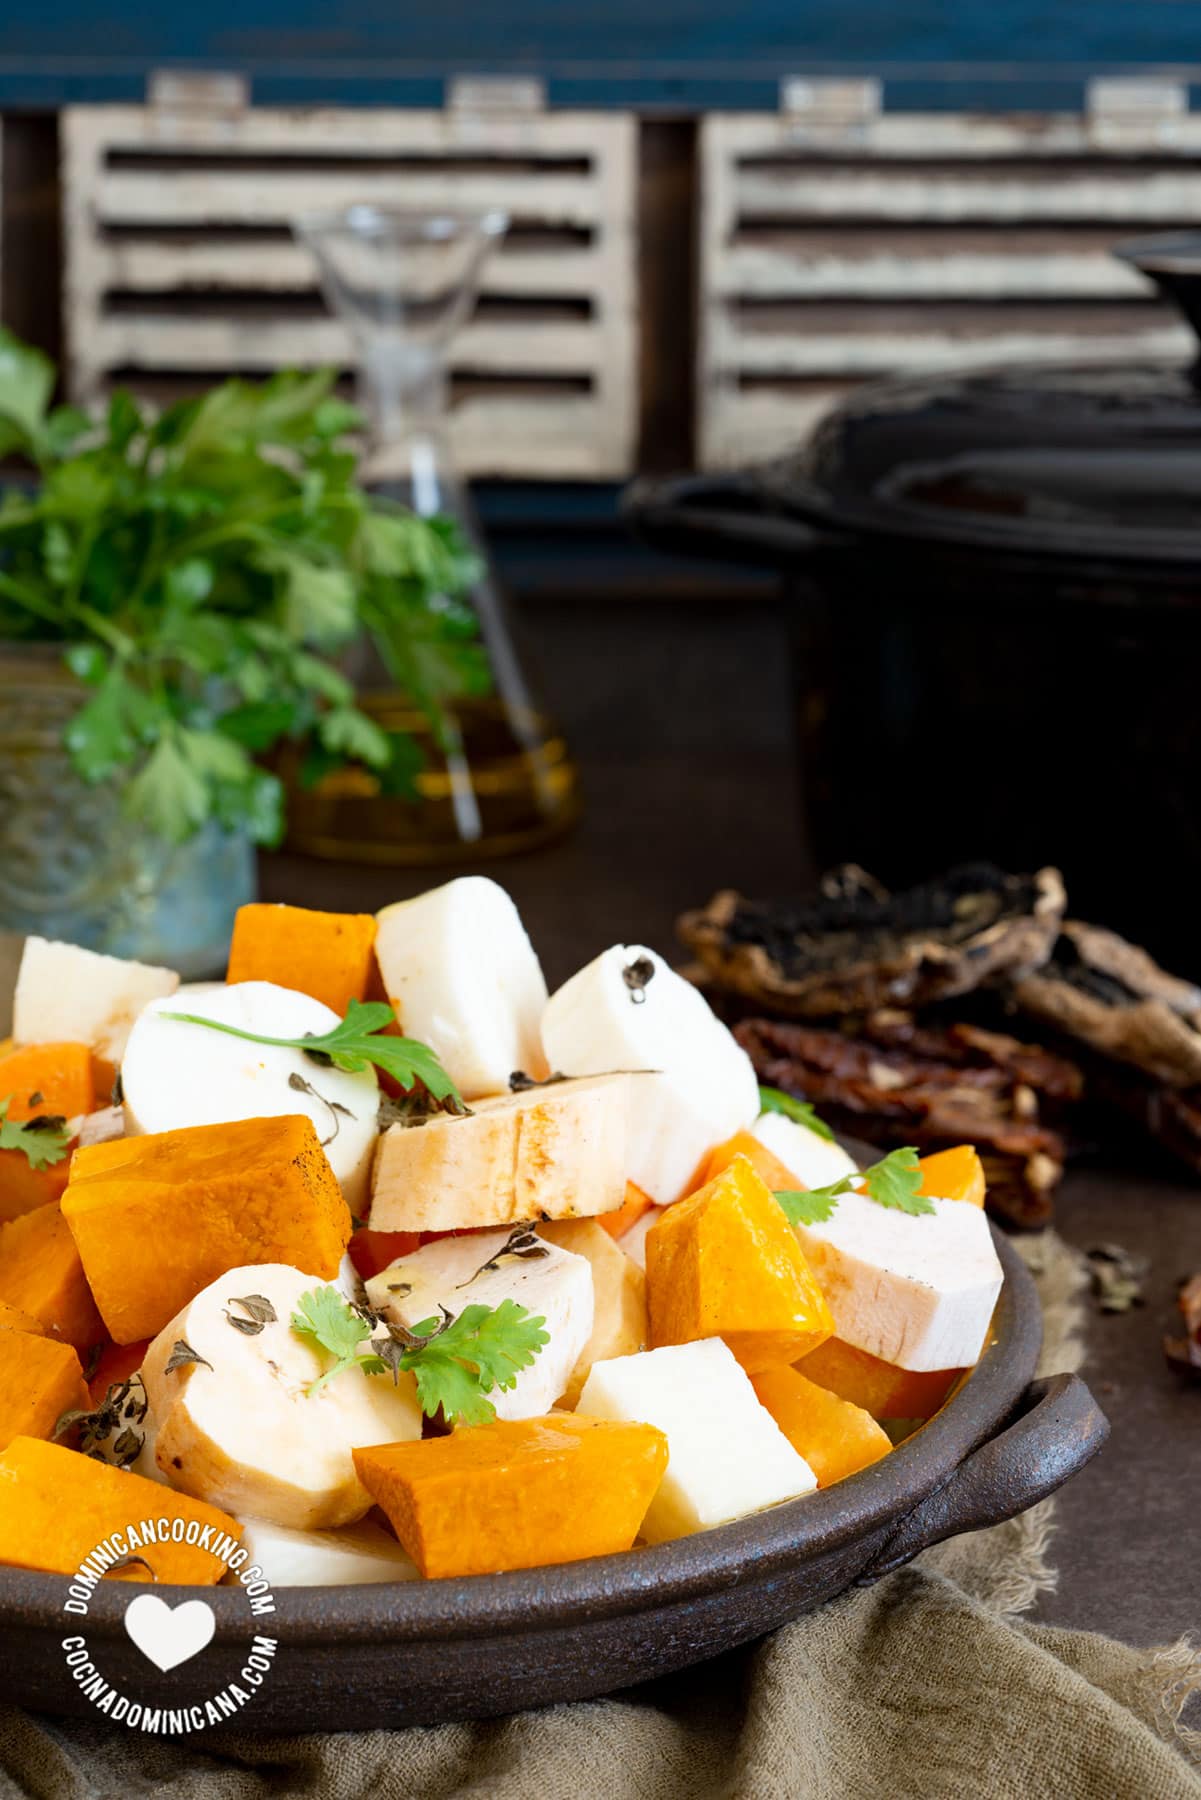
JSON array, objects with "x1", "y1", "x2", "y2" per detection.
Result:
[
  {"x1": 541, "y1": 945, "x2": 760, "y2": 1205},
  {"x1": 13, "y1": 936, "x2": 179, "y2": 1067},
  {"x1": 142, "y1": 1263, "x2": 421, "y2": 1531},
  {"x1": 577, "y1": 1339, "x2": 816, "y2": 1543},
  {"x1": 374, "y1": 878, "x2": 548, "y2": 1100},
  {"x1": 234, "y1": 1517, "x2": 420, "y2": 1587},
  {"x1": 538, "y1": 1218, "x2": 648, "y2": 1406},
  {"x1": 368, "y1": 1073, "x2": 629, "y2": 1233},
  {"x1": 365, "y1": 1228, "x2": 594, "y2": 1421},
  {"x1": 752, "y1": 1110, "x2": 859, "y2": 1188},
  {"x1": 793, "y1": 1190, "x2": 1004, "y2": 1373},
  {"x1": 120, "y1": 981, "x2": 379, "y2": 1213}
]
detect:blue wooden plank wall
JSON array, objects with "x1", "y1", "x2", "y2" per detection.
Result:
[{"x1": 2, "y1": 1, "x2": 1201, "y2": 109}]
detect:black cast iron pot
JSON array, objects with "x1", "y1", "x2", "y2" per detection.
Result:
[
  {"x1": 627, "y1": 236, "x2": 1201, "y2": 973},
  {"x1": 0, "y1": 1230, "x2": 1105, "y2": 1734}
]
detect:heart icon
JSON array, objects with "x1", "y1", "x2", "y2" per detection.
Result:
[{"x1": 123, "y1": 1594, "x2": 216, "y2": 1673}]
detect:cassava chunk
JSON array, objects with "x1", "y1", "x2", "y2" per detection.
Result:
[
  {"x1": 226, "y1": 903, "x2": 378, "y2": 1015},
  {"x1": 12, "y1": 937, "x2": 178, "y2": 1067},
  {"x1": 0, "y1": 1435, "x2": 240, "y2": 1581},
  {"x1": 751, "y1": 1364, "x2": 891, "y2": 1487},
  {"x1": 0, "y1": 1205, "x2": 104, "y2": 1350},
  {"x1": 0, "y1": 1329, "x2": 89, "y2": 1451},
  {"x1": 797, "y1": 1336, "x2": 961, "y2": 1421},
  {"x1": 62, "y1": 1115, "x2": 351, "y2": 1344},
  {"x1": 539, "y1": 1218, "x2": 649, "y2": 1406},
  {"x1": 917, "y1": 1145, "x2": 986, "y2": 1208},
  {"x1": 353, "y1": 1414, "x2": 669, "y2": 1578},
  {"x1": 598, "y1": 1181, "x2": 655, "y2": 1242},
  {"x1": 645, "y1": 1155, "x2": 833, "y2": 1373},
  {"x1": 368, "y1": 1074, "x2": 629, "y2": 1233}
]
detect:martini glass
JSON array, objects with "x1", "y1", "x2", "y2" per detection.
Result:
[{"x1": 292, "y1": 205, "x2": 578, "y2": 861}]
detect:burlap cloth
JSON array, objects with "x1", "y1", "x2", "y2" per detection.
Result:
[{"x1": 1, "y1": 1236, "x2": 1198, "y2": 1800}]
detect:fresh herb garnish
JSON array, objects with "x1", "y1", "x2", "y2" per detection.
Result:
[
  {"x1": 758, "y1": 1084, "x2": 836, "y2": 1143},
  {"x1": 0, "y1": 1096, "x2": 72, "y2": 1170},
  {"x1": 223, "y1": 1294, "x2": 278, "y2": 1336},
  {"x1": 160, "y1": 997, "x2": 465, "y2": 1109},
  {"x1": 776, "y1": 1146, "x2": 932, "y2": 1229},
  {"x1": 458, "y1": 1225, "x2": 549, "y2": 1286},
  {"x1": 163, "y1": 1339, "x2": 213, "y2": 1374},
  {"x1": 287, "y1": 1071, "x2": 353, "y2": 1146},
  {"x1": 55, "y1": 1375, "x2": 149, "y2": 1468},
  {"x1": 622, "y1": 956, "x2": 656, "y2": 1004},
  {"x1": 290, "y1": 1284, "x2": 548, "y2": 1426}
]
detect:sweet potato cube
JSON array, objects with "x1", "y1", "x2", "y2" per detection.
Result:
[
  {"x1": 353, "y1": 1414, "x2": 669, "y2": 1578},
  {"x1": 0, "y1": 1149, "x2": 73, "y2": 1225},
  {"x1": 598, "y1": 1181, "x2": 655, "y2": 1241},
  {"x1": 751, "y1": 1364, "x2": 891, "y2": 1488},
  {"x1": 0, "y1": 1205, "x2": 104, "y2": 1351},
  {"x1": 0, "y1": 1302, "x2": 45, "y2": 1336},
  {"x1": 645, "y1": 1155, "x2": 834, "y2": 1373},
  {"x1": 62, "y1": 1114, "x2": 351, "y2": 1344},
  {"x1": 797, "y1": 1336, "x2": 961, "y2": 1421},
  {"x1": 0, "y1": 1436, "x2": 241, "y2": 1582},
  {"x1": 86, "y1": 1339, "x2": 150, "y2": 1407},
  {"x1": 697, "y1": 1129, "x2": 800, "y2": 1196},
  {"x1": 0, "y1": 1329, "x2": 89, "y2": 1452},
  {"x1": 917, "y1": 1146, "x2": 986, "y2": 1209},
  {"x1": 226, "y1": 903, "x2": 378, "y2": 1015},
  {"x1": 0, "y1": 1041, "x2": 92, "y2": 1224}
]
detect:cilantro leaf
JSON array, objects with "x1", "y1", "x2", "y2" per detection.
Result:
[
  {"x1": 775, "y1": 1147, "x2": 933, "y2": 1229},
  {"x1": 0, "y1": 1097, "x2": 72, "y2": 1170},
  {"x1": 758, "y1": 1084, "x2": 835, "y2": 1143},
  {"x1": 289, "y1": 1286, "x2": 548, "y2": 1424},
  {"x1": 160, "y1": 996, "x2": 465, "y2": 1107}
]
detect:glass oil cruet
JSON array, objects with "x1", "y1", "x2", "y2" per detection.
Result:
[{"x1": 291, "y1": 204, "x2": 579, "y2": 862}]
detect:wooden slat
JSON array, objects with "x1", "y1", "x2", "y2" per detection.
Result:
[
  {"x1": 735, "y1": 167, "x2": 1201, "y2": 223},
  {"x1": 716, "y1": 242, "x2": 1152, "y2": 300},
  {"x1": 709, "y1": 316, "x2": 1190, "y2": 377},
  {"x1": 61, "y1": 105, "x2": 638, "y2": 479},
  {"x1": 710, "y1": 110, "x2": 1201, "y2": 159}
]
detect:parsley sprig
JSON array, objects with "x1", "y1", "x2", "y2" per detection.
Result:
[
  {"x1": 776, "y1": 1146, "x2": 932, "y2": 1228},
  {"x1": 0, "y1": 1096, "x2": 72, "y2": 1170},
  {"x1": 159, "y1": 998, "x2": 465, "y2": 1108},
  {"x1": 290, "y1": 1285, "x2": 548, "y2": 1426},
  {"x1": 758, "y1": 1084, "x2": 835, "y2": 1143}
]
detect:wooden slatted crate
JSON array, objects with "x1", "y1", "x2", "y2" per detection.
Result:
[
  {"x1": 699, "y1": 95, "x2": 1199, "y2": 468},
  {"x1": 61, "y1": 103, "x2": 638, "y2": 479}
]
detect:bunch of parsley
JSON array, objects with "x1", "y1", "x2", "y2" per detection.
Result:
[{"x1": 0, "y1": 330, "x2": 487, "y2": 846}]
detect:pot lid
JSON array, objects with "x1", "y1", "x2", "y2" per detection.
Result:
[{"x1": 757, "y1": 235, "x2": 1201, "y2": 567}]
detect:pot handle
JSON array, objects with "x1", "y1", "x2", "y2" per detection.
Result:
[
  {"x1": 856, "y1": 1374, "x2": 1109, "y2": 1585},
  {"x1": 622, "y1": 471, "x2": 837, "y2": 569}
]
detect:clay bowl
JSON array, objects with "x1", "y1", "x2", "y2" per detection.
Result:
[{"x1": 0, "y1": 1227, "x2": 1106, "y2": 1732}]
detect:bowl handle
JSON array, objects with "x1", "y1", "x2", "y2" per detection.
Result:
[
  {"x1": 621, "y1": 471, "x2": 839, "y2": 569},
  {"x1": 855, "y1": 1373, "x2": 1109, "y2": 1585}
]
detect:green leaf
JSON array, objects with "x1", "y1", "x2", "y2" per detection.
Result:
[
  {"x1": 318, "y1": 705, "x2": 391, "y2": 769},
  {"x1": 758, "y1": 1085, "x2": 835, "y2": 1143},
  {"x1": 158, "y1": 996, "x2": 464, "y2": 1107},
  {"x1": 375, "y1": 730, "x2": 425, "y2": 799},
  {"x1": 0, "y1": 329, "x2": 55, "y2": 455},
  {"x1": 41, "y1": 521, "x2": 74, "y2": 587},
  {"x1": 64, "y1": 642, "x2": 107, "y2": 685},
  {"x1": 219, "y1": 699, "x2": 300, "y2": 752},
  {"x1": 123, "y1": 734, "x2": 210, "y2": 843},
  {"x1": 64, "y1": 673, "x2": 158, "y2": 783},
  {"x1": 179, "y1": 726, "x2": 251, "y2": 784},
  {"x1": 0, "y1": 1097, "x2": 72, "y2": 1170},
  {"x1": 775, "y1": 1147, "x2": 934, "y2": 1231},
  {"x1": 163, "y1": 558, "x2": 215, "y2": 609},
  {"x1": 44, "y1": 406, "x2": 93, "y2": 459},
  {"x1": 254, "y1": 544, "x2": 357, "y2": 647},
  {"x1": 290, "y1": 652, "x2": 353, "y2": 706},
  {"x1": 106, "y1": 391, "x2": 143, "y2": 453}
]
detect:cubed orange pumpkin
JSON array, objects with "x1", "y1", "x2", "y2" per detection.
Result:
[
  {"x1": 0, "y1": 1205, "x2": 104, "y2": 1351},
  {"x1": 0, "y1": 1329, "x2": 90, "y2": 1452},
  {"x1": 0, "y1": 1302, "x2": 45, "y2": 1336},
  {"x1": 354, "y1": 1414, "x2": 668, "y2": 1578},
  {"x1": 599, "y1": 1181, "x2": 655, "y2": 1241},
  {"x1": 797, "y1": 1335, "x2": 962, "y2": 1421},
  {"x1": 226, "y1": 903, "x2": 378, "y2": 1016},
  {"x1": 0, "y1": 1041, "x2": 93, "y2": 1224},
  {"x1": 63, "y1": 1115, "x2": 351, "y2": 1344},
  {"x1": 645, "y1": 1154, "x2": 834, "y2": 1373},
  {"x1": 698, "y1": 1129, "x2": 800, "y2": 1195},
  {"x1": 751, "y1": 1364, "x2": 891, "y2": 1487},
  {"x1": 0, "y1": 1436, "x2": 241, "y2": 1582},
  {"x1": 917, "y1": 1145, "x2": 986, "y2": 1209}
]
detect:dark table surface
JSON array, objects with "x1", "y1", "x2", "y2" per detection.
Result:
[{"x1": 262, "y1": 590, "x2": 1200, "y2": 1649}]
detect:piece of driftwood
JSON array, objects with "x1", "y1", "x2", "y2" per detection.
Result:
[
  {"x1": 61, "y1": 104, "x2": 638, "y2": 480},
  {"x1": 1012, "y1": 921, "x2": 1201, "y2": 1088},
  {"x1": 698, "y1": 93, "x2": 1197, "y2": 467},
  {"x1": 734, "y1": 1010, "x2": 1080, "y2": 1228},
  {"x1": 680, "y1": 864, "x2": 1065, "y2": 1019}
]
